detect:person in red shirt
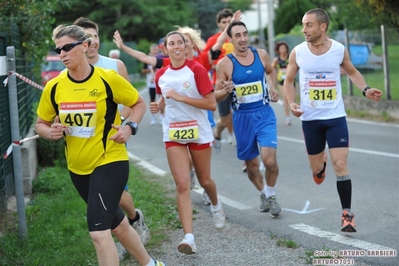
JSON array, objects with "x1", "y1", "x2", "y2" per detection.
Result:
[{"x1": 203, "y1": 9, "x2": 235, "y2": 153}]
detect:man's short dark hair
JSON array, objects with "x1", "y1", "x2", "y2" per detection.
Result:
[
  {"x1": 227, "y1": 21, "x2": 247, "y2": 38},
  {"x1": 305, "y1": 8, "x2": 330, "y2": 31},
  {"x1": 216, "y1": 8, "x2": 234, "y2": 23},
  {"x1": 73, "y1": 17, "x2": 99, "y2": 33}
]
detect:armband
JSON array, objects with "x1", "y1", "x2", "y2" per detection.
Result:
[
  {"x1": 210, "y1": 49, "x2": 222, "y2": 60},
  {"x1": 362, "y1": 86, "x2": 370, "y2": 97}
]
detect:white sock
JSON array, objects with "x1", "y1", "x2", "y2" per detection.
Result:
[
  {"x1": 185, "y1": 233, "x2": 194, "y2": 242},
  {"x1": 145, "y1": 259, "x2": 155, "y2": 266},
  {"x1": 260, "y1": 185, "x2": 276, "y2": 198},
  {"x1": 211, "y1": 198, "x2": 221, "y2": 212},
  {"x1": 265, "y1": 185, "x2": 276, "y2": 198},
  {"x1": 260, "y1": 186, "x2": 268, "y2": 195}
]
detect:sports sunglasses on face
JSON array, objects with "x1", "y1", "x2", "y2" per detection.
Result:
[{"x1": 54, "y1": 41, "x2": 83, "y2": 55}]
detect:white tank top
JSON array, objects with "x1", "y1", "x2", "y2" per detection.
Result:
[
  {"x1": 93, "y1": 55, "x2": 119, "y2": 72},
  {"x1": 93, "y1": 55, "x2": 124, "y2": 112},
  {"x1": 296, "y1": 39, "x2": 346, "y2": 121}
]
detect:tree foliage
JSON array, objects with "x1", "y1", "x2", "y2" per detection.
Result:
[
  {"x1": 354, "y1": 0, "x2": 399, "y2": 34},
  {"x1": 274, "y1": 0, "x2": 398, "y2": 36},
  {"x1": 51, "y1": 0, "x2": 253, "y2": 43},
  {"x1": 53, "y1": 0, "x2": 198, "y2": 43},
  {"x1": 274, "y1": 0, "x2": 315, "y2": 35},
  {"x1": 191, "y1": 0, "x2": 227, "y2": 40},
  {"x1": 0, "y1": 0, "x2": 69, "y2": 76},
  {"x1": 0, "y1": 0, "x2": 254, "y2": 78}
]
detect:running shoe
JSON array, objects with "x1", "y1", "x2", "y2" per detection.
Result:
[
  {"x1": 178, "y1": 237, "x2": 197, "y2": 254},
  {"x1": 213, "y1": 138, "x2": 222, "y2": 154},
  {"x1": 115, "y1": 241, "x2": 127, "y2": 261},
  {"x1": 158, "y1": 114, "x2": 164, "y2": 124},
  {"x1": 313, "y1": 153, "x2": 327, "y2": 185},
  {"x1": 259, "y1": 194, "x2": 269, "y2": 212},
  {"x1": 341, "y1": 210, "x2": 357, "y2": 233},
  {"x1": 267, "y1": 195, "x2": 282, "y2": 217},
  {"x1": 190, "y1": 169, "x2": 195, "y2": 190},
  {"x1": 154, "y1": 260, "x2": 166, "y2": 266},
  {"x1": 150, "y1": 114, "x2": 157, "y2": 125},
  {"x1": 242, "y1": 162, "x2": 247, "y2": 173},
  {"x1": 203, "y1": 190, "x2": 211, "y2": 206},
  {"x1": 131, "y1": 209, "x2": 150, "y2": 245},
  {"x1": 285, "y1": 117, "x2": 292, "y2": 126},
  {"x1": 212, "y1": 199, "x2": 225, "y2": 229},
  {"x1": 227, "y1": 133, "x2": 235, "y2": 144}
]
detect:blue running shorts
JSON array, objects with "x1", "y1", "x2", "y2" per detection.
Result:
[{"x1": 233, "y1": 105, "x2": 277, "y2": 161}]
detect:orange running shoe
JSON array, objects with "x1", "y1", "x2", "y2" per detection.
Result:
[
  {"x1": 341, "y1": 210, "x2": 357, "y2": 233},
  {"x1": 313, "y1": 153, "x2": 327, "y2": 185}
]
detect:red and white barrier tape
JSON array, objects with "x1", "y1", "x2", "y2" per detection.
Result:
[
  {"x1": 3, "y1": 71, "x2": 44, "y2": 90},
  {"x1": 3, "y1": 134, "x2": 40, "y2": 159},
  {"x1": 2, "y1": 71, "x2": 43, "y2": 159}
]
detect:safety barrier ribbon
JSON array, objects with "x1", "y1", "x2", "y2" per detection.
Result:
[
  {"x1": 3, "y1": 135, "x2": 41, "y2": 159},
  {"x1": 3, "y1": 71, "x2": 44, "y2": 90}
]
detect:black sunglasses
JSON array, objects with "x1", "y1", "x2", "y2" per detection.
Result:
[{"x1": 54, "y1": 41, "x2": 83, "y2": 55}]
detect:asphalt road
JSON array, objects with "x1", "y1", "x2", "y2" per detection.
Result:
[{"x1": 127, "y1": 88, "x2": 399, "y2": 266}]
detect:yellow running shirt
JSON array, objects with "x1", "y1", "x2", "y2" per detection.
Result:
[{"x1": 37, "y1": 65, "x2": 139, "y2": 174}]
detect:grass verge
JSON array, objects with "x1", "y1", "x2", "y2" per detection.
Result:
[{"x1": 0, "y1": 163, "x2": 178, "y2": 265}]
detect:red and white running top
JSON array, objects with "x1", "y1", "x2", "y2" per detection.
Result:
[{"x1": 155, "y1": 59, "x2": 214, "y2": 144}]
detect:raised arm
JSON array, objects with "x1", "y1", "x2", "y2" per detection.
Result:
[
  {"x1": 113, "y1": 30, "x2": 156, "y2": 67},
  {"x1": 212, "y1": 10, "x2": 242, "y2": 52}
]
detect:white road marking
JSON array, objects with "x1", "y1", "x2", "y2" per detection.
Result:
[
  {"x1": 348, "y1": 147, "x2": 399, "y2": 158},
  {"x1": 128, "y1": 150, "x2": 395, "y2": 252},
  {"x1": 129, "y1": 151, "x2": 253, "y2": 210},
  {"x1": 283, "y1": 200, "x2": 325, "y2": 214},
  {"x1": 346, "y1": 117, "x2": 399, "y2": 128},
  {"x1": 275, "y1": 99, "x2": 399, "y2": 128},
  {"x1": 127, "y1": 152, "x2": 167, "y2": 176},
  {"x1": 290, "y1": 223, "x2": 395, "y2": 251},
  {"x1": 278, "y1": 136, "x2": 399, "y2": 158}
]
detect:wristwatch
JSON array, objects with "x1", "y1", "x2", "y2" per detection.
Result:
[
  {"x1": 362, "y1": 86, "x2": 370, "y2": 97},
  {"x1": 126, "y1": 122, "x2": 138, "y2": 135}
]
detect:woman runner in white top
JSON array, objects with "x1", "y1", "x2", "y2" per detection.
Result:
[{"x1": 150, "y1": 31, "x2": 225, "y2": 255}]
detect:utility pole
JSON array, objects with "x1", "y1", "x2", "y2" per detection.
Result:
[
  {"x1": 257, "y1": 0, "x2": 265, "y2": 49},
  {"x1": 267, "y1": 0, "x2": 275, "y2": 59}
]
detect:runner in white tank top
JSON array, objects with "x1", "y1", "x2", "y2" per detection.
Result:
[{"x1": 283, "y1": 8, "x2": 382, "y2": 233}]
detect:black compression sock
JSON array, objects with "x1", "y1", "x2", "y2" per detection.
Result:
[
  {"x1": 337, "y1": 179, "x2": 352, "y2": 209},
  {"x1": 129, "y1": 211, "x2": 140, "y2": 225}
]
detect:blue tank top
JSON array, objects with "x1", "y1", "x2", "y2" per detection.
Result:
[{"x1": 228, "y1": 47, "x2": 269, "y2": 111}]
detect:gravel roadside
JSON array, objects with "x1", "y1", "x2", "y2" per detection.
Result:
[
  {"x1": 121, "y1": 160, "x2": 372, "y2": 266},
  {"x1": 149, "y1": 203, "x2": 309, "y2": 266},
  {"x1": 125, "y1": 197, "x2": 372, "y2": 266}
]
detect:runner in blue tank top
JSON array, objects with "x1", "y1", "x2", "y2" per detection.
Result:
[{"x1": 215, "y1": 21, "x2": 282, "y2": 217}]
